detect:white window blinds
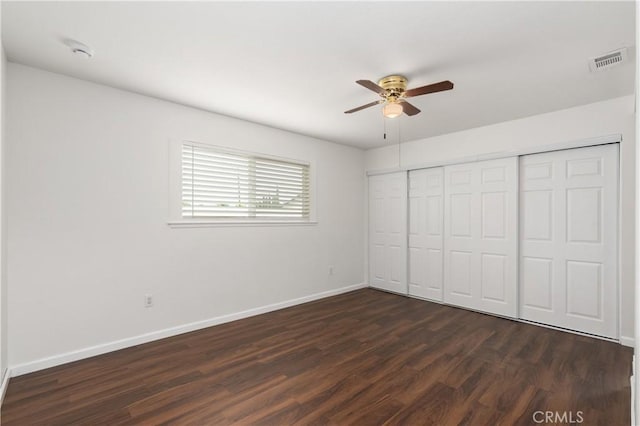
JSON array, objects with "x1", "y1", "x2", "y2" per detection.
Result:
[{"x1": 182, "y1": 143, "x2": 311, "y2": 219}]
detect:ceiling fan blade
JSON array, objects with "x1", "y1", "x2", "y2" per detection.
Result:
[
  {"x1": 356, "y1": 80, "x2": 386, "y2": 95},
  {"x1": 405, "y1": 80, "x2": 454, "y2": 98},
  {"x1": 400, "y1": 101, "x2": 421, "y2": 116},
  {"x1": 344, "y1": 100, "x2": 382, "y2": 114}
]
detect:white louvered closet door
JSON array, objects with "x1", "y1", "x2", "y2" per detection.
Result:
[
  {"x1": 519, "y1": 144, "x2": 618, "y2": 339},
  {"x1": 443, "y1": 157, "x2": 518, "y2": 318},
  {"x1": 408, "y1": 168, "x2": 444, "y2": 301},
  {"x1": 368, "y1": 172, "x2": 408, "y2": 295}
]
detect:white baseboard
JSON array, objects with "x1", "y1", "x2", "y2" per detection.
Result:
[
  {"x1": 10, "y1": 283, "x2": 367, "y2": 377},
  {"x1": 621, "y1": 336, "x2": 635, "y2": 347}
]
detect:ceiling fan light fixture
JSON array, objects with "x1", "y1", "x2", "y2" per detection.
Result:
[{"x1": 383, "y1": 102, "x2": 403, "y2": 118}]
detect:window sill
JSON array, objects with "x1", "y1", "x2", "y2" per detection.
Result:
[{"x1": 167, "y1": 220, "x2": 318, "y2": 228}]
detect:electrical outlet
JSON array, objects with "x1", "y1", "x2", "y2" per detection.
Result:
[
  {"x1": 328, "y1": 266, "x2": 335, "y2": 275},
  {"x1": 144, "y1": 294, "x2": 153, "y2": 308}
]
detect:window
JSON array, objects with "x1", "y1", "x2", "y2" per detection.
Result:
[{"x1": 180, "y1": 142, "x2": 311, "y2": 221}]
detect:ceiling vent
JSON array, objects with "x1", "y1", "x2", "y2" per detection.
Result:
[{"x1": 589, "y1": 48, "x2": 627, "y2": 72}]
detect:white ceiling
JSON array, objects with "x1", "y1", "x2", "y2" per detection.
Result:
[{"x1": 2, "y1": 1, "x2": 636, "y2": 149}]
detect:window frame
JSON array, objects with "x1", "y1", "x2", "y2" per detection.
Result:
[{"x1": 168, "y1": 140, "x2": 317, "y2": 227}]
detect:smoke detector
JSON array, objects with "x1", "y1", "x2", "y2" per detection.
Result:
[
  {"x1": 588, "y1": 48, "x2": 627, "y2": 72},
  {"x1": 63, "y1": 39, "x2": 94, "y2": 59}
]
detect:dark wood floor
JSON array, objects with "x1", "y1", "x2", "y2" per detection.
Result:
[{"x1": 2, "y1": 289, "x2": 633, "y2": 425}]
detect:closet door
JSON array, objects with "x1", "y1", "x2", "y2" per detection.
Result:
[
  {"x1": 443, "y1": 157, "x2": 518, "y2": 317},
  {"x1": 408, "y1": 168, "x2": 444, "y2": 301},
  {"x1": 519, "y1": 144, "x2": 618, "y2": 338},
  {"x1": 368, "y1": 172, "x2": 407, "y2": 294}
]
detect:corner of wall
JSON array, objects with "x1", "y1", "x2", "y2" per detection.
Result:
[{"x1": 0, "y1": 3, "x2": 9, "y2": 404}]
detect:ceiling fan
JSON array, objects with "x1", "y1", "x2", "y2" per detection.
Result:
[{"x1": 345, "y1": 75, "x2": 454, "y2": 118}]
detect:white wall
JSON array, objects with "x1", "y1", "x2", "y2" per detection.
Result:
[
  {"x1": 6, "y1": 64, "x2": 365, "y2": 372},
  {"x1": 366, "y1": 95, "x2": 636, "y2": 344}
]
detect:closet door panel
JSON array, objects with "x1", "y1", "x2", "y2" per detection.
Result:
[
  {"x1": 408, "y1": 168, "x2": 443, "y2": 301},
  {"x1": 369, "y1": 177, "x2": 387, "y2": 290},
  {"x1": 443, "y1": 157, "x2": 518, "y2": 318},
  {"x1": 368, "y1": 172, "x2": 407, "y2": 294},
  {"x1": 519, "y1": 144, "x2": 618, "y2": 338}
]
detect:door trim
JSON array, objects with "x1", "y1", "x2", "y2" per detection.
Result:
[{"x1": 367, "y1": 133, "x2": 622, "y2": 176}]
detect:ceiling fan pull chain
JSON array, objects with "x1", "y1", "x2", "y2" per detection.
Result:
[
  {"x1": 398, "y1": 118, "x2": 401, "y2": 168},
  {"x1": 384, "y1": 117, "x2": 387, "y2": 140}
]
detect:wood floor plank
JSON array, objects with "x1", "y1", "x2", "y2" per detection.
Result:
[{"x1": 2, "y1": 289, "x2": 633, "y2": 425}]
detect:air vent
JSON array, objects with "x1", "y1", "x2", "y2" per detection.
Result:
[{"x1": 589, "y1": 48, "x2": 627, "y2": 72}]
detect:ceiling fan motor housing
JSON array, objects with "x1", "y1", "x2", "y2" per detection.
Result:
[{"x1": 378, "y1": 75, "x2": 407, "y2": 102}]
